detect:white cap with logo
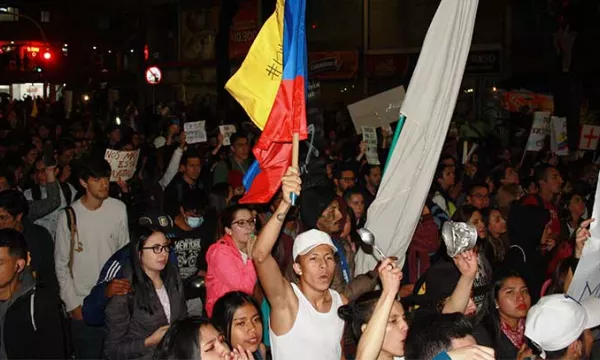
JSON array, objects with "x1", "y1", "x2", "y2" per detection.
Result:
[
  {"x1": 525, "y1": 294, "x2": 600, "y2": 358},
  {"x1": 292, "y1": 229, "x2": 337, "y2": 260}
]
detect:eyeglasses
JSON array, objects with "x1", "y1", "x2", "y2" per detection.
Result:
[
  {"x1": 231, "y1": 218, "x2": 256, "y2": 228},
  {"x1": 142, "y1": 244, "x2": 172, "y2": 254}
]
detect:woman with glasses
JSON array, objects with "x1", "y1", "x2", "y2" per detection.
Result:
[
  {"x1": 104, "y1": 225, "x2": 187, "y2": 360},
  {"x1": 205, "y1": 204, "x2": 258, "y2": 317}
]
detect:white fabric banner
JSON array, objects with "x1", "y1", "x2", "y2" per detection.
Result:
[
  {"x1": 568, "y1": 171, "x2": 600, "y2": 301},
  {"x1": 355, "y1": 0, "x2": 480, "y2": 274}
]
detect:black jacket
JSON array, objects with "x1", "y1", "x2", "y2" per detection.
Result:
[
  {"x1": 104, "y1": 264, "x2": 187, "y2": 360},
  {"x1": 162, "y1": 174, "x2": 203, "y2": 218},
  {"x1": 1, "y1": 269, "x2": 65, "y2": 359},
  {"x1": 22, "y1": 218, "x2": 59, "y2": 295}
]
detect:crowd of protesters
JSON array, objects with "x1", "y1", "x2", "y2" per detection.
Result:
[{"x1": 0, "y1": 95, "x2": 599, "y2": 360}]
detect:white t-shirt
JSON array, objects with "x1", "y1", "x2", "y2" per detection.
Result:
[
  {"x1": 54, "y1": 197, "x2": 129, "y2": 311},
  {"x1": 156, "y1": 286, "x2": 171, "y2": 323}
]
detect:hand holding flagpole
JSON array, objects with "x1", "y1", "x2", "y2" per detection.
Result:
[{"x1": 291, "y1": 133, "x2": 299, "y2": 205}]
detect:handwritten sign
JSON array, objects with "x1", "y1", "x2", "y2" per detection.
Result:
[
  {"x1": 184, "y1": 121, "x2": 207, "y2": 144},
  {"x1": 550, "y1": 116, "x2": 569, "y2": 156},
  {"x1": 104, "y1": 149, "x2": 140, "y2": 182},
  {"x1": 568, "y1": 170, "x2": 600, "y2": 301},
  {"x1": 361, "y1": 126, "x2": 380, "y2": 165},
  {"x1": 219, "y1": 125, "x2": 237, "y2": 146},
  {"x1": 525, "y1": 111, "x2": 550, "y2": 152}
]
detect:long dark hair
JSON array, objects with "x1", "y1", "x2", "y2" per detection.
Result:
[
  {"x1": 153, "y1": 316, "x2": 212, "y2": 359},
  {"x1": 338, "y1": 290, "x2": 387, "y2": 341},
  {"x1": 216, "y1": 204, "x2": 252, "y2": 239},
  {"x1": 130, "y1": 225, "x2": 180, "y2": 315},
  {"x1": 483, "y1": 270, "x2": 528, "y2": 349},
  {"x1": 211, "y1": 291, "x2": 263, "y2": 347}
]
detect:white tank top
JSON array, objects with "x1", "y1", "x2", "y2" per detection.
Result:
[{"x1": 269, "y1": 283, "x2": 344, "y2": 360}]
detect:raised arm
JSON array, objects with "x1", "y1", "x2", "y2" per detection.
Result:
[
  {"x1": 443, "y1": 250, "x2": 477, "y2": 314},
  {"x1": 250, "y1": 167, "x2": 301, "y2": 331},
  {"x1": 355, "y1": 258, "x2": 401, "y2": 360}
]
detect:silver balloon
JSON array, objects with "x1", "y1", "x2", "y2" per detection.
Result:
[{"x1": 442, "y1": 221, "x2": 478, "y2": 258}]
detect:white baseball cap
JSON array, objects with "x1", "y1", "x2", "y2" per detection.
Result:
[
  {"x1": 525, "y1": 294, "x2": 600, "y2": 357},
  {"x1": 292, "y1": 229, "x2": 337, "y2": 260}
]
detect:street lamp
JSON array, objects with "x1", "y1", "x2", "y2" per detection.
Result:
[
  {"x1": 83, "y1": 94, "x2": 90, "y2": 102},
  {"x1": 0, "y1": 8, "x2": 48, "y2": 44}
]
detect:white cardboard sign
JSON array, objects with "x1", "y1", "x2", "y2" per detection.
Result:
[
  {"x1": 219, "y1": 125, "x2": 237, "y2": 146},
  {"x1": 361, "y1": 126, "x2": 380, "y2": 165},
  {"x1": 104, "y1": 149, "x2": 140, "y2": 182},
  {"x1": 525, "y1": 111, "x2": 550, "y2": 152},
  {"x1": 184, "y1": 121, "x2": 207, "y2": 144},
  {"x1": 348, "y1": 86, "x2": 406, "y2": 134}
]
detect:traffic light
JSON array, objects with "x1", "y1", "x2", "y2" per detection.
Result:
[
  {"x1": 43, "y1": 51, "x2": 51, "y2": 60},
  {"x1": 34, "y1": 66, "x2": 42, "y2": 73}
]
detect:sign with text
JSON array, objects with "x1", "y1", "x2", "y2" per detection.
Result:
[
  {"x1": 104, "y1": 149, "x2": 140, "y2": 182},
  {"x1": 361, "y1": 126, "x2": 380, "y2": 165},
  {"x1": 184, "y1": 121, "x2": 207, "y2": 144},
  {"x1": 219, "y1": 125, "x2": 237, "y2": 146},
  {"x1": 550, "y1": 116, "x2": 569, "y2": 156},
  {"x1": 308, "y1": 51, "x2": 359, "y2": 80},
  {"x1": 348, "y1": 86, "x2": 406, "y2": 134},
  {"x1": 525, "y1": 111, "x2": 550, "y2": 152},
  {"x1": 229, "y1": 0, "x2": 258, "y2": 59}
]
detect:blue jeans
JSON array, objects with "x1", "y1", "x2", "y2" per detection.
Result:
[{"x1": 70, "y1": 319, "x2": 105, "y2": 359}]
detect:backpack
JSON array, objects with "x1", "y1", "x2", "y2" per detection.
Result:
[{"x1": 31, "y1": 183, "x2": 73, "y2": 206}]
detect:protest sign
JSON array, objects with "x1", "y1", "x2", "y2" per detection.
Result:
[
  {"x1": 184, "y1": 121, "x2": 207, "y2": 144},
  {"x1": 219, "y1": 125, "x2": 237, "y2": 146},
  {"x1": 361, "y1": 126, "x2": 380, "y2": 165},
  {"x1": 348, "y1": 86, "x2": 406, "y2": 134},
  {"x1": 550, "y1": 116, "x2": 569, "y2": 156},
  {"x1": 104, "y1": 149, "x2": 140, "y2": 182},
  {"x1": 568, "y1": 171, "x2": 600, "y2": 301},
  {"x1": 579, "y1": 124, "x2": 600, "y2": 151},
  {"x1": 525, "y1": 111, "x2": 550, "y2": 152}
]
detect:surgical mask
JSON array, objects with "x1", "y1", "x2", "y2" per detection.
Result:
[{"x1": 186, "y1": 216, "x2": 203, "y2": 229}]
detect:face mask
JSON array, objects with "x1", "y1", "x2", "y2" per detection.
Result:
[{"x1": 186, "y1": 216, "x2": 203, "y2": 229}]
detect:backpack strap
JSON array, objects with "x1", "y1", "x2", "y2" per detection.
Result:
[
  {"x1": 64, "y1": 206, "x2": 82, "y2": 276},
  {"x1": 60, "y1": 182, "x2": 72, "y2": 206}
]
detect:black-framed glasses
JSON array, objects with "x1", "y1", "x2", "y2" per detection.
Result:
[
  {"x1": 142, "y1": 244, "x2": 172, "y2": 254},
  {"x1": 231, "y1": 218, "x2": 256, "y2": 228}
]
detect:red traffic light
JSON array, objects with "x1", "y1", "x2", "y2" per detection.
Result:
[{"x1": 43, "y1": 51, "x2": 51, "y2": 60}]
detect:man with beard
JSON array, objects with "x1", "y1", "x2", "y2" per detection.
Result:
[
  {"x1": 300, "y1": 184, "x2": 378, "y2": 301},
  {"x1": 361, "y1": 164, "x2": 381, "y2": 210},
  {"x1": 54, "y1": 157, "x2": 129, "y2": 359}
]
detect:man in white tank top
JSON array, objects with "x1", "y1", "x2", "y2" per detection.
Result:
[{"x1": 250, "y1": 167, "x2": 348, "y2": 360}]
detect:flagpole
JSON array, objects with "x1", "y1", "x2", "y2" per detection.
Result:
[{"x1": 291, "y1": 132, "x2": 299, "y2": 205}]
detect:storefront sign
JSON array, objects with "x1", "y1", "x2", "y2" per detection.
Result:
[
  {"x1": 365, "y1": 54, "x2": 410, "y2": 78},
  {"x1": 465, "y1": 50, "x2": 501, "y2": 74},
  {"x1": 308, "y1": 51, "x2": 359, "y2": 80},
  {"x1": 229, "y1": 0, "x2": 259, "y2": 59}
]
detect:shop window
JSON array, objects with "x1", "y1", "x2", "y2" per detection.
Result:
[
  {"x1": 41, "y1": 11, "x2": 50, "y2": 23},
  {"x1": 0, "y1": 7, "x2": 19, "y2": 22}
]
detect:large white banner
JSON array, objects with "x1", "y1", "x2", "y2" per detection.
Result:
[
  {"x1": 568, "y1": 172, "x2": 600, "y2": 301},
  {"x1": 355, "y1": 0, "x2": 480, "y2": 273}
]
